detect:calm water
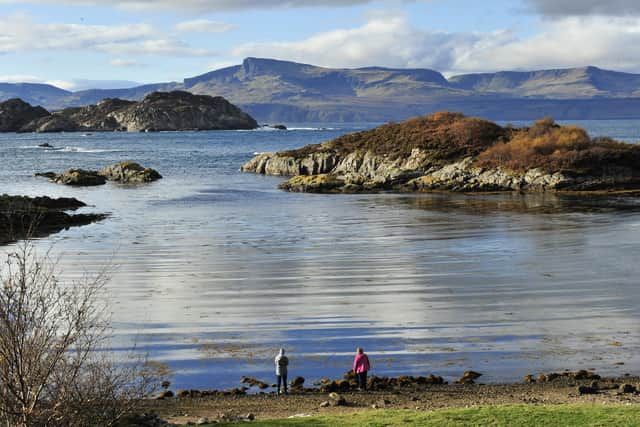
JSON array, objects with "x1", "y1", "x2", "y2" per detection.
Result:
[{"x1": 1, "y1": 121, "x2": 639, "y2": 390}]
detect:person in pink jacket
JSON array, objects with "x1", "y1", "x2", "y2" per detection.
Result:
[{"x1": 353, "y1": 347, "x2": 371, "y2": 391}]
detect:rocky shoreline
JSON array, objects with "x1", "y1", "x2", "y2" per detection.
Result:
[
  {"x1": 241, "y1": 113, "x2": 640, "y2": 194},
  {"x1": 0, "y1": 195, "x2": 107, "y2": 245},
  {"x1": 132, "y1": 370, "x2": 640, "y2": 426}
]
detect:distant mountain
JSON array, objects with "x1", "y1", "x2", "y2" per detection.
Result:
[
  {"x1": 449, "y1": 66, "x2": 640, "y2": 99},
  {"x1": 4, "y1": 59, "x2": 640, "y2": 122},
  {"x1": 0, "y1": 83, "x2": 71, "y2": 108}
]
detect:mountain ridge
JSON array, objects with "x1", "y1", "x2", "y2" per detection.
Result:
[{"x1": 5, "y1": 58, "x2": 640, "y2": 122}]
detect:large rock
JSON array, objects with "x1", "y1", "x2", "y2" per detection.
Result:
[
  {"x1": 36, "y1": 169, "x2": 106, "y2": 186},
  {"x1": 111, "y1": 91, "x2": 258, "y2": 132},
  {"x1": 0, "y1": 98, "x2": 50, "y2": 132},
  {"x1": 99, "y1": 162, "x2": 162, "y2": 184},
  {"x1": 279, "y1": 174, "x2": 344, "y2": 193},
  {"x1": 37, "y1": 162, "x2": 161, "y2": 186}
]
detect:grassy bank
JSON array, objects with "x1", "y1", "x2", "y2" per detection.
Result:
[{"x1": 210, "y1": 405, "x2": 640, "y2": 426}]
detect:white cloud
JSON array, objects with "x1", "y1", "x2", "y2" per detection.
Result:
[
  {"x1": 0, "y1": 12, "x2": 214, "y2": 57},
  {"x1": 109, "y1": 58, "x2": 141, "y2": 67},
  {"x1": 0, "y1": 0, "x2": 394, "y2": 12},
  {"x1": 230, "y1": 13, "x2": 640, "y2": 74},
  {"x1": 176, "y1": 19, "x2": 235, "y2": 33},
  {"x1": 454, "y1": 17, "x2": 640, "y2": 73},
  {"x1": 231, "y1": 13, "x2": 500, "y2": 71}
]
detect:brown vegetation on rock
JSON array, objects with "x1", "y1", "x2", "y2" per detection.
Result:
[
  {"x1": 475, "y1": 118, "x2": 640, "y2": 175},
  {"x1": 281, "y1": 112, "x2": 507, "y2": 164}
]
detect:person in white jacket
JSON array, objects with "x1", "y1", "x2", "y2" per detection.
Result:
[{"x1": 275, "y1": 348, "x2": 289, "y2": 396}]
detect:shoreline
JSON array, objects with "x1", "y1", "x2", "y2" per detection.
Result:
[{"x1": 139, "y1": 374, "x2": 640, "y2": 425}]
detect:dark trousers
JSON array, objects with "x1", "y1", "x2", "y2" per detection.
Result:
[
  {"x1": 357, "y1": 371, "x2": 368, "y2": 390},
  {"x1": 277, "y1": 374, "x2": 288, "y2": 394}
]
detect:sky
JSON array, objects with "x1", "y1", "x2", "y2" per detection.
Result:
[{"x1": 2, "y1": 0, "x2": 640, "y2": 90}]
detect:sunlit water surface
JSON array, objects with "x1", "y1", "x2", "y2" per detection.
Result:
[{"x1": 1, "y1": 120, "x2": 639, "y2": 389}]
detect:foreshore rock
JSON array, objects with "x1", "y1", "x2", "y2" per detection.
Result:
[
  {"x1": 99, "y1": 161, "x2": 162, "y2": 184},
  {"x1": 241, "y1": 113, "x2": 640, "y2": 194},
  {"x1": 0, "y1": 194, "x2": 106, "y2": 245},
  {"x1": 15, "y1": 91, "x2": 258, "y2": 133},
  {"x1": 36, "y1": 169, "x2": 107, "y2": 186},
  {"x1": 36, "y1": 161, "x2": 162, "y2": 186}
]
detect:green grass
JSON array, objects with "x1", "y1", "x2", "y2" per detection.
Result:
[{"x1": 208, "y1": 405, "x2": 640, "y2": 427}]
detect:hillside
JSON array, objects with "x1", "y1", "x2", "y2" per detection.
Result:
[
  {"x1": 6, "y1": 59, "x2": 640, "y2": 122},
  {"x1": 449, "y1": 66, "x2": 640, "y2": 99}
]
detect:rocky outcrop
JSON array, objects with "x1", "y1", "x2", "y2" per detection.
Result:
[
  {"x1": 17, "y1": 92, "x2": 258, "y2": 133},
  {"x1": 110, "y1": 91, "x2": 258, "y2": 132},
  {"x1": 99, "y1": 162, "x2": 162, "y2": 184},
  {"x1": 404, "y1": 158, "x2": 572, "y2": 192},
  {"x1": 36, "y1": 169, "x2": 106, "y2": 186},
  {"x1": 36, "y1": 162, "x2": 162, "y2": 186},
  {"x1": 0, "y1": 99, "x2": 50, "y2": 132},
  {"x1": 242, "y1": 113, "x2": 640, "y2": 194},
  {"x1": 0, "y1": 194, "x2": 106, "y2": 245}
]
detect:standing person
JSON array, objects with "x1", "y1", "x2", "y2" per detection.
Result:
[
  {"x1": 275, "y1": 348, "x2": 289, "y2": 396},
  {"x1": 353, "y1": 347, "x2": 371, "y2": 391}
]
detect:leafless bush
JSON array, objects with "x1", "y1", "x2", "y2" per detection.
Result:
[{"x1": 0, "y1": 241, "x2": 163, "y2": 427}]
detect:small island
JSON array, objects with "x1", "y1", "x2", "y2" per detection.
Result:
[
  {"x1": 36, "y1": 161, "x2": 163, "y2": 186},
  {"x1": 241, "y1": 112, "x2": 640, "y2": 193},
  {"x1": 0, "y1": 91, "x2": 258, "y2": 133}
]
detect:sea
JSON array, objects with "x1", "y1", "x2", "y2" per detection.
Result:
[{"x1": 1, "y1": 120, "x2": 639, "y2": 390}]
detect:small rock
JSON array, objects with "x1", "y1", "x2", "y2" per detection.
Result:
[
  {"x1": 176, "y1": 390, "x2": 190, "y2": 398},
  {"x1": 155, "y1": 390, "x2": 174, "y2": 399},
  {"x1": 457, "y1": 371, "x2": 482, "y2": 384},
  {"x1": 290, "y1": 376, "x2": 305, "y2": 388},
  {"x1": 245, "y1": 413, "x2": 255, "y2": 421},
  {"x1": 319, "y1": 401, "x2": 330, "y2": 408},
  {"x1": 376, "y1": 399, "x2": 391, "y2": 408},
  {"x1": 328, "y1": 392, "x2": 347, "y2": 406},
  {"x1": 196, "y1": 417, "x2": 210, "y2": 425},
  {"x1": 523, "y1": 374, "x2": 536, "y2": 384},
  {"x1": 619, "y1": 384, "x2": 637, "y2": 394},
  {"x1": 577, "y1": 385, "x2": 596, "y2": 395}
]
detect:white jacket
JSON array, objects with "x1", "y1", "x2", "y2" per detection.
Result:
[{"x1": 275, "y1": 349, "x2": 288, "y2": 376}]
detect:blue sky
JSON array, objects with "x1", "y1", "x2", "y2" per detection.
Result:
[{"x1": 1, "y1": 0, "x2": 640, "y2": 90}]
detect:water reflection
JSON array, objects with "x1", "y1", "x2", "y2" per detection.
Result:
[{"x1": 1, "y1": 130, "x2": 639, "y2": 390}]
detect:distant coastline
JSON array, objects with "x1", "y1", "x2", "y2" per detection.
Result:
[{"x1": 6, "y1": 58, "x2": 640, "y2": 122}]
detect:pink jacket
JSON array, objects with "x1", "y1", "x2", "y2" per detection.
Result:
[{"x1": 353, "y1": 353, "x2": 371, "y2": 374}]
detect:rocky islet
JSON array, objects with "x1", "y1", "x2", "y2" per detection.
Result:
[
  {"x1": 242, "y1": 112, "x2": 640, "y2": 194},
  {"x1": 36, "y1": 161, "x2": 163, "y2": 186},
  {"x1": 0, "y1": 91, "x2": 258, "y2": 133}
]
